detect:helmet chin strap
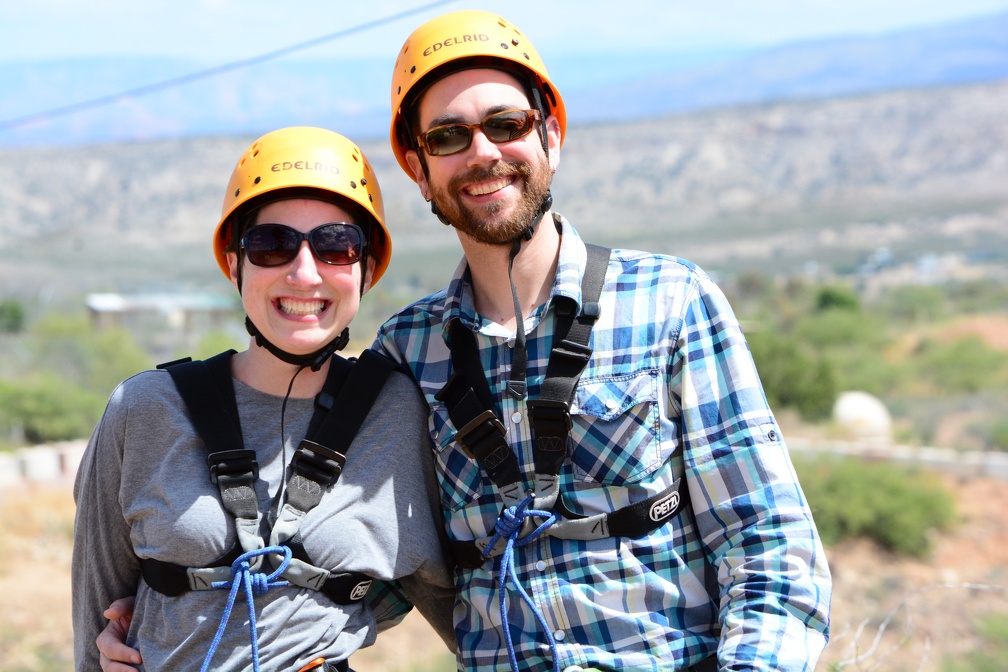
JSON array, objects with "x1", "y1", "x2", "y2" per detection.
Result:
[
  {"x1": 504, "y1": 189, "x2": 552, "y2": 399},
  {"x1": 244, "y1": 316, "x2": 349, "y2": 372}
]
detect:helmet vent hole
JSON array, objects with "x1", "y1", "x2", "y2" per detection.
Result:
[
  {"x1": 253, "y1": 176, "x2": 261, "y2": 185},
  {"x1": 361, "y1": 178, "x2": 367, "y2": 186},
  {"x1": 512, "y1": 39, "x2": 519, "y2": 46},
  {"x1": 500, "y1": 43, "x2": 509, "y2": 50},
  {"x1": 350, "y1": 181, "x2": 357, "y2": 188},
  {"x1": 410, "y1": 66, "x2": 416, "y2": 74},
  {"x1": 234, "y1": 189, "x2": 240, "y2": 197},
  {"x1": 368, "y1": 194, "x2": 373, "y2": 202}
]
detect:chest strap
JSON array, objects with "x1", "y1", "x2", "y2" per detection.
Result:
[{"x1": 140, "y1": 349, "x2": 394, "y2": 604}]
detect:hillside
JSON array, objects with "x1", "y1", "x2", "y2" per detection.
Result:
[
  {"x1": 2, "y1": 10, "x2": 1007, "y2": 147},
  {"x1": 1, "y1": 79, "x2": 1005, "y2": 328}
]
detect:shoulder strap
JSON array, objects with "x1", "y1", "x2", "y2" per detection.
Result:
[
  {"x1": 528, "y1": 243, "x2": 610, "y2": 476},
  {"x1": 161, "y1": 350, "x2": 262, "y2": 557},
  {"x1": 161, "y1": 350, "x2": 243, "y2": 455},
  {"x1": 270, "y1": 350, "x2": 397, "y2": 603}
]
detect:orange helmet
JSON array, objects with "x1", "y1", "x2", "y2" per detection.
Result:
[
  {"x1": 389, "y1": 9, "x2": 566, "y2": 180},
  {"x1": 213, "y1": 126, "x2": 392, "y2": 286}
]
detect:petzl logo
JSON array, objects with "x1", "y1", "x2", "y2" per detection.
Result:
[
  {"x1": 350, "y1": 580, "x2": 373, "y2": 601},
  {"x1": 649, "y1": 492, "x2": 681, "y2": 522}
]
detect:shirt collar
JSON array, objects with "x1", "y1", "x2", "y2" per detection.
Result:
[{"x1": 439, "y1": 213, "x2": 590, "y2": 342}]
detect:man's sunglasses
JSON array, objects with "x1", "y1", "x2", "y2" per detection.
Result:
[
  {"x1": 240, "y1": 222, "x2": 366, "y2": 268},
  {"x1": 417, "y1": 109, "x2": 541, "y2": 157}
]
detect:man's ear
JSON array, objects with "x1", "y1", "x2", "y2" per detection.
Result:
[
  {"x1": 405, "y1": 150, "x2": 431, "y2": 200},
  {"x1": 546, "y1": 115, "x2": 562, "y2": 171}
]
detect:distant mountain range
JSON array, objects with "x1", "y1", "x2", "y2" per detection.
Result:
[{"x1": 1, "y1": 10, "x2": 1006, "y2": 147}]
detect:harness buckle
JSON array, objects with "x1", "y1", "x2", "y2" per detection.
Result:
[
  {"x1": 527, "y1": 399, "x2": 573, "y2": 434},
  {"x1": 550, "y1": 339, "x2": 593, "y2": 365},
  {"x1": 455, "y1": 410, "x2": 508, "y2": 461},
  {"x1": 207, "y1": 449, "x2": 259, "y2": 486},
  {"x1": 292, "y1": 439, "x2": 347, "y2": 487}
]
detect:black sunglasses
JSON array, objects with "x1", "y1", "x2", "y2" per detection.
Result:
[
  {"x1": 417, "y1": 109, "x2": 541, "y2": 157},
  {"x1": 241, "y1": 222, "x2": 366, "y2": 268}
]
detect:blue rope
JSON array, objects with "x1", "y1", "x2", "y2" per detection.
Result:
[
  {"x1": 483, "y1": 494, "x2": 560, "y2": 672},
  {"x1": 199, "y1": 545, "x2": 292, "y2": 672}
]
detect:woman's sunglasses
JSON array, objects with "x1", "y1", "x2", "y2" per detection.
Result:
[
  {"x1": 417, "y1": 109, "x2": 541, "y2": 157},
  {"x1": 241, "y1": 222, "x2": 366, "y2": 268}
]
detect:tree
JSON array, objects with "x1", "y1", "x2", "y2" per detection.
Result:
[{"x1": 0, "y1": 299, "x2": 25, "y2": 333}]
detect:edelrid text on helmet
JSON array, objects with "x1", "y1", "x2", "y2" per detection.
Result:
[
  {"x1": 214, "y1": 126, "x2": 392, "y2": 287},
  {"x1": 389, "y1": 9, "x2": 567, "y2": 180}
]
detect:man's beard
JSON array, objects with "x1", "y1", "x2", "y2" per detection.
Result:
[{"x1": 430, "y1": 155, "x2": 553, "y2": 246}]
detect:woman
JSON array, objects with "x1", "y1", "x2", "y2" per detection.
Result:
[{"x1": 72, "y1": 127, "x2": 455, "y2": 671}]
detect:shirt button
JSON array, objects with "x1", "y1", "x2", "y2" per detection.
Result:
[
  {"x1": 535, "y1": 560, "x2": 547, "y2": 571},
  {"x1": 605, "y1": 398, "x2": 618, "y2": 411},
  {"x1": 511, "y1": 411, "x2": 522, "y2": 424},
  {"x1": 553, "y1": 629, "x2": 566, "y2": 641}
]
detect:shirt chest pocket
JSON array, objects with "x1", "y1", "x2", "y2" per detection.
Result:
[{"x1": 568, "y1": 369, "x2": 663, "y2": 486}]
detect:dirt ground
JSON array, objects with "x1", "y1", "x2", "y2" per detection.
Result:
[{"x1": 1, "y1": 469, "x2": 1005, "y2": 672}]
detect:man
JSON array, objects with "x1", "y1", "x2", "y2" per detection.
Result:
[{"x1": 375, "y1": 9, "x2": 832, "y2": 672}]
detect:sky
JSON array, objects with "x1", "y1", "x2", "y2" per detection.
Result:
[{"x1": 4, "y1": 0, "x2": 1008, "y2": 65}]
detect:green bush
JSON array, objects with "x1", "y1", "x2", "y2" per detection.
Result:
[
  {"x1": 913, "y1": 335, "x2": 1008, "y2": 394},
  {"x1": 989, "y1": 418, "x2": 1008, "y2": 452},
  {"x1": 27, "y1": 315, "x2": 153, "y2": 397},
  {"x1": 0, "y1": 375, "x2": 106, "y2": 444},
  {"x1": 791, "y1": 308, "x2": 890, "y2": 350},
  {"x1": 747, "y1": 330, "x2": 837, "y2": 421},
  {"x1": 815, "y1": 285, "x2": 860, "y2": 312},
  {"x1": 0, "y1": 299, "x2": 25, "y2": 333},
  {"x1": 794, "y1": 454, "x2": 956, "y2": 557}
]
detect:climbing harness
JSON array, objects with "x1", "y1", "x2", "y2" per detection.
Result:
[
  {"x1": 142, "y1": 348, "x2": 396, "y2": 665},
  {"x1": 438, "y1": 243, "x2": 690, "y2": 567}
]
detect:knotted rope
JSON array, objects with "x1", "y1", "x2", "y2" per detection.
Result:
[
  {"x1": 200, "y1": 545, "x2": 292, "y2": 672},
  {"x1": 483, "y1": 494, "x2": 560, "y2": 672}
]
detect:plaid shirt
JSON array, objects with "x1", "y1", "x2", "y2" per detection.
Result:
[{"x1": 374, "y1": 216, "x2": 831, "y2": 671}]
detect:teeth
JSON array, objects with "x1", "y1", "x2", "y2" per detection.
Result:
[
  {"x1": 278, "y1": 298, "x2": 324, "y2": 316},
  {"x1": 466, "y1": 177, "x2": 511, "y2": 196}
]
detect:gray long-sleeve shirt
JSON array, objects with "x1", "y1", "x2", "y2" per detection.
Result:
[{"x1": 72, "y1": 360, "x2": 456, "y2": 671}]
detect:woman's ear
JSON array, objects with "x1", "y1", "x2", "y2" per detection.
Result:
[
  {"x1": 227, "y1": 251, "x2": 241, "y2": 291},
  {"x1": 360, "y1": 256, "x2": 378, "y2": 295}
]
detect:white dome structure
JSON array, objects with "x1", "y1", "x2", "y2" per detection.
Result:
[{"x1": 832, "y1": 391, "x2": 893, "y2": 444}]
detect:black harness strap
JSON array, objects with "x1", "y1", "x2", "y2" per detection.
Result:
[
  {"x1": 437, "y1": 322, "x2": 522, "y2": 489},
  {"x1": 279, "y1": 351, "x2": 395, "y2": 604},
  {"x1": 527, "y1": 242, "x2": 609, "y2": 476},
  {"x1": 165, "y1": 351, "x2": 262, "y2": 558}
]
